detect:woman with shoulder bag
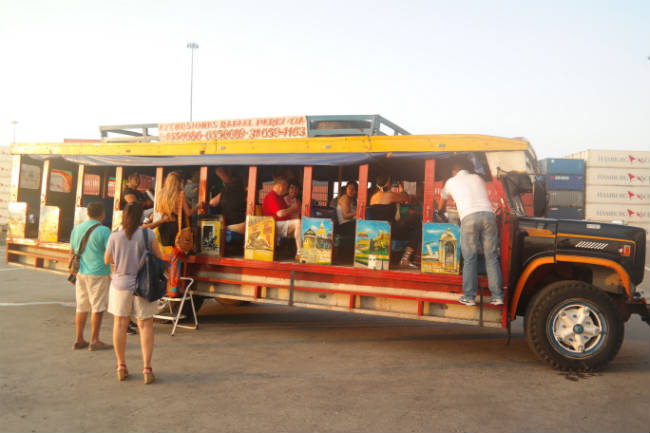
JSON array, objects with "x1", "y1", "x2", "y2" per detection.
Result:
[
  {"x1": 155, "y1": 171, "x2": 203, "y2": 250},
  {"x1": 105, "y1": 202, "x2": 165, "y2": 384}
]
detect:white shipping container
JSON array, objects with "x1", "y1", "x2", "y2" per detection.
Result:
[
  {"x1": 585, "y1": 167, "x2": 650, "y2": 186},
  {"x1": 565, "y1": 149, "x2": 650, "y2": 168},
  {"x1": 585, "y1": 185, "x2": 650, "y2": 204},
  {"x1": 585, "y1": 203, "x2": 650, "y2": 221}
]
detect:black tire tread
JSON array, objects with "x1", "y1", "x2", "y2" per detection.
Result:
[{"x1": 525, "y1": 280, "x2": 624, "y2": 372}]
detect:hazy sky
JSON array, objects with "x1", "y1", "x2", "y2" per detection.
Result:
[{"x1": 1, "y1": 0, "x2": 648, "y2": 159}]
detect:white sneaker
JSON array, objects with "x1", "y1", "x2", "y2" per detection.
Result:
[
  {"x1": 458, "y1": 296, "x2": 476, "y2": 306},
  {"x1": 490, "y1": 298, "x2": 504, "y2": 306}
]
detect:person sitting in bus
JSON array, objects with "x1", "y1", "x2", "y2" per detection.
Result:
[
  {"x1": 155, "y1": 171, "x2": 203, "y2": 248},
  {"x1": 184, "y1": 170, "x2": 200, "y2": 209},
  {"x1": 209, "y1": 168, "x2": 246, "y2": 234},
  {"x1": 336, "y1": 181, "x2": 357, "y2": 238},
  {"x1": 262, "y1": 176, "x2": 301, "y2": 259},
  {"x1": 284, "y1": 180, "x2": 302, "y2": 220},
  {"x1": 368, "y1": 175, "x2": 422, "y2": 269},
  {"x1": 121, "y1": 172, "x2": 153, "y2": 210}
]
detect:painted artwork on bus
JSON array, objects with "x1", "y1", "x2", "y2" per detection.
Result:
[
  {"x1": 49, "y1": 169, "x2": 73, "y2": 193},
  {"x1": 354, "y1": 220, "x2": 391, "y2": 270},
  {"x1": 421, "y1": 223, "x2": 460, "y2": 275},
  {"x1": 244, "y1": 216, "x2": 275, "y2": 261},
  {"x1": 8, "y1": 202, "x2": 27, "y2": 238},
  {"x1": 74, "y1": 206, "x2": 89, "y2": 228},
  {"x1": 38, "y1": 205, "x2": 60, "y2": 243},
  {"x1": 199, "y1": 216, "x2": 223, "y2": 257},
  {"x1": 300, "y1": 217, "x2": 333, "y2": 265}
]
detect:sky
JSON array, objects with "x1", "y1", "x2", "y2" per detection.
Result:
[{"x1": 0, "y1": 0, "x2": 648, "y2": 159}]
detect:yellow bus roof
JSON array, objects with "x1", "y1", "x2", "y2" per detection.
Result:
[{"x1": 12, "y1": 134, "x2": 532, "y2": 157}]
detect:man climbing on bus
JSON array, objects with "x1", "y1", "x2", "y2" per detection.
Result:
[
  {"x1": 262, "y1": 176, "x2": 301, "y2": 260},
  {"x1": 438, "y1": 161, "x2": 503, "y2": 306}
]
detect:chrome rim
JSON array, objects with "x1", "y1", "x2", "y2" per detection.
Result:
[{"x1": 548, "y1": 301, "x2": 607, "y2": 358}]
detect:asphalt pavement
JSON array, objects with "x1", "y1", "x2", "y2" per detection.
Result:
[{"x1": 0, "y1": 246, "x2": 648, "y2": 433}]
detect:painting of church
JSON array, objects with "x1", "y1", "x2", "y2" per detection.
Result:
[
  {"x1": 354, "y1": 220, "x2": 391, "y2": 270},
  {"x1": 421, "y1": 223, "x2": 460, "y2": 275},
  {"x1": 300, "y1": 217, "x2": 333, "y2": 264}
]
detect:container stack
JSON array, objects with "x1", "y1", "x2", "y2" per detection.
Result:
[
  {"x1": 539, "y1": 158, "x2": 585, "y2": 219},
  {"x1": 565, "y1": 150, "x2": 649, "y2": 233}
]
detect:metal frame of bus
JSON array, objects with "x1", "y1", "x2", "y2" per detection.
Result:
[{"x1": 7, "y1": 134, "x2": 535, "y2": 333}]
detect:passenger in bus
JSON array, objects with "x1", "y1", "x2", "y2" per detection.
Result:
[
  {"x1": 283, "y1": 180, "x2": 302, "y2": 220},
  {"x1": 262, "y1": 176, "x2": 301, "y2": 259},
  {"x1": 336, "y1": 181, "x2": 357, "y2": 238},
  {"x1": 438, "y1": 161, "x2": 503, "y2": 306},
  {"x1": 121, "y1": 172, "x2": 153, "y2": 211},
  {"x1": 155, "y1": 171, "x2": 203, "y2": 247},
  {"x1": 105, "y1": 202, "x2": 164, "y2": 384},
  {"x1": 208, "y1": 168, "x2": 246, "y2": 234},
  {"x1": 368, "y1": 175, "x2": 422, "y2": 269},
  {"x1": 184, "y1": 170, "x2": 200, "y2": 209}
]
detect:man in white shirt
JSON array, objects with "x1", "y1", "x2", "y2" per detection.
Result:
[{"x1": 438, "y1": 162, "x2": 503, "y2": 306}]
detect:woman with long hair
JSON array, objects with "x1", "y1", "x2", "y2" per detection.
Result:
[
  {"x1": 105, "y1": 202, "x2": 164, "y2": 384},
  {"x1": 155, "y1": 171, "x2": 203, "y2": 247}
]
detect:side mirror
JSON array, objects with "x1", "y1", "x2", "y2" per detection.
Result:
[{"x1": 532, "y1": 176, "x2": 547, "y2": 217}]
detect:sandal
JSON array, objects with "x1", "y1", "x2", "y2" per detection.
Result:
[
  {"x1": 117, "y1": 364, "x2": 128, "y2": 381},
  {"x1": 143, "y1": 367, "x2": 155, "y2": 385}
]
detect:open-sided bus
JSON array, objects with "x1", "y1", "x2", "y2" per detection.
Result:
[{"x1": 7, "y1": 121, "x2": 648, "y2": 372}]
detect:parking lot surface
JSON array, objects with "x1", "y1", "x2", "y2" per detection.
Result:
[{"x1": 0, "y1": 248, "x2": 648, "y2": 433}]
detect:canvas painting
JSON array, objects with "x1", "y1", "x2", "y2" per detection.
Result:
[
  {"x1": 421, "y1": 223, "x2": 460, "y2": 275},
  {"x1": 38, "y1": 205, "x2": 60, "y2": 243},
  {"x1": 300, "y1": 217, "x2": 333, "y2": 265},
  {"x1": 74, "y1": 206, "x2": 89, "y2": 228},
  {"x1": 244, "y1": 216, "x2": 275, "y2": 261},
  {"x1": 354, "y1": 220, "x2": 391, "y2": 270},
  {"x1": 8, "y1": 202, "x2": 27, "y2": 238},
  {"x1": 199, "y1": 216, "x2": 224, "y2": 257}
]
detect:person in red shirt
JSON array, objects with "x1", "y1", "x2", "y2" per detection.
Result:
[{"x1": 262, "y1": 176, "x2": 301, "y2": 259}]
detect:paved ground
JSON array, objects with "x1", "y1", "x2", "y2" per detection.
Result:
[{"x1": 0, "y1": 247, "x2": 648, "y2": 433}]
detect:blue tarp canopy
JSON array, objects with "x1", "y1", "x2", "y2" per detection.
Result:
[{"x1": 54, "y1": 151, "x2": 460, "y2": 167}]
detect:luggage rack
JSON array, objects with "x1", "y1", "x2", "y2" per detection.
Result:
[{"x1": 153, "y1": 277, "x2": 199, "y2": 336}]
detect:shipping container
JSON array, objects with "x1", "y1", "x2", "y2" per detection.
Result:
[
  {"x1": 546, "y1": 175, "x2": 585, "y2": 191},
  {"x1": 585, "y1": 167, "x2": 650, "y2": 186},
  {"x1": 539, "y1": 158, "x2": 585, "y2": 175},
  {"x1": 565, "y1": 149, "x2": 650, "y2": 168},
  {"x1": 585, "y1": 185, "x2": 650, "y2": 204},
  {"x1": 548, "y1": 190, "x2": 585, "y2": 207},
  {"x1": 585, "y1": 203, "x2": 650, "y2": 222},
  {"x1": 546, "y1": 206, "x2": 585, "y2": 220}
]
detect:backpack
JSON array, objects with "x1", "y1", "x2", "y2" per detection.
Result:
[
  {"x1": 134, "y1": 229, "x2": 168, "y2": 302},
  {"x1": 67, "y1": 222, "x2": 101, "y2": 284}
]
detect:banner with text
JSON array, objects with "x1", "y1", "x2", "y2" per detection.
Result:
[{"x1": 159, "y1": 116, "x2": 308, "y2": 142}]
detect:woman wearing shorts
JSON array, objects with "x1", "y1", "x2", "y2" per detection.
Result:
[{"x1": 105, "y1": 202, "x2": 164, "y2": 384}]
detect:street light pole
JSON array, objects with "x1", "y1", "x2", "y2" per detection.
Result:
[
  {"x1": 10, "y1": 121, "x2": 17, "y2": 144},
  {"x1": 187, "y1": 42, "x2": 199, "y2": 122}
]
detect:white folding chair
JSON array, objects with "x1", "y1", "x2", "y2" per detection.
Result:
[{"x1": 153, "y1": 277, "x2": 199, "y2": 336}]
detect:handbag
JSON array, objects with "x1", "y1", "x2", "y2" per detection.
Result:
[
  {"x1": 174, "y1": 191, "x2": 194, "y2": 253},
  {"x1": 134, "y1": 229, "x2": 168, "y2": 302}
]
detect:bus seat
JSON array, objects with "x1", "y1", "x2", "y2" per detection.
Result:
[
  {"x1": 226, "y1": 229, "x2": 244, "y2": 243},
  {"x1": 391, "y1": 239, "x2": 408, "y2": 252},
  {"x1": 311, "y1": 206, "x2": 336, "y2": 220}
]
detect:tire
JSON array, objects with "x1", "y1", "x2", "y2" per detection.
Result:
[{"x1": 524, "y1": 280, "x2": 624, "y2": 372}]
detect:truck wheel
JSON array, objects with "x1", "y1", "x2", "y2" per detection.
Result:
[{"x1": 525, "y1": 280, "x2": 624, "y2": 372}]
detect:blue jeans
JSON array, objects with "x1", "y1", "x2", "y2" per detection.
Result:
[{"x1": 460, "y1": 212, "x2": 503, "y2": 300}]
